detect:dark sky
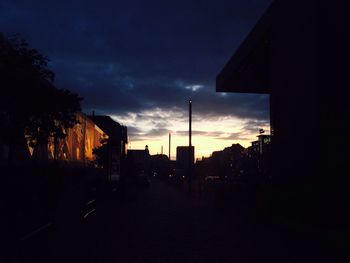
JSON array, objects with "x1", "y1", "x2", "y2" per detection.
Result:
[{"x1": 0, "y1": 0, "x2": 272, "y2": 152}]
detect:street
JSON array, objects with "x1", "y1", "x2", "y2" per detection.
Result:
[{"x1": 14, "y1": 178, "x2": 329, "y2": 263}]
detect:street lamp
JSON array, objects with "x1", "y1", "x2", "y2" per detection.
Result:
[{"x1": 188, "y1": 98, "x2": 192, "y2": 192}]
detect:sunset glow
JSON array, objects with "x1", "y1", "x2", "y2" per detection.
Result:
[{"x1": 111, "y1": 107, "x2": 270, "y2": 160}]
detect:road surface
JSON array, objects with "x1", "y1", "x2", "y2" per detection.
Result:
[{"x1": 15, "y1": 178, "x2": 331, "y2": 263}]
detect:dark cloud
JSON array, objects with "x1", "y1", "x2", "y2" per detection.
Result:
[
  {"x1": 174, "y1": 129, "x2": 255, "y2": 141},
  {"x1": 127, "y1": 127, "x2": 171, "y2": 141},
  {"x1": 241, "y1": 119, "x2": 271, "y2": 134},
  {"x1": 216, "y1": 132, "x2": 252, "y2": 141},
  {"x1": 175, "y1": 130, "x2": 222, "y2": 137},
  {"x1": 143, "y1": 128, "x2": 170, "y2": 138},
  {"x1": 0, "y1": 0, "x2": 272, "y2": 127},
  {"x1": 127, "y1": 126, "x2": 143, "y2": 137}
]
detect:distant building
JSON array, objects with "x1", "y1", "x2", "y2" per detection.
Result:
[
  {"x1": 248, "y1": 135, "x2": 271, "y2": 157},
  {"x1": 176, "y1": 146, "x2": 195, "y2": 170},
  {"x1": 257, "y1": 135, "x2": 271, "y2": 155},
  {"x1": 247, "y1": 135, "x2": 272, "y2": 178},
  {"x1": 248, "y1": 141, "x2": 260, "y2": 158},
  {"x1": 195, "y1": 157, "x2": 213, "y2": 179},
  {"x1": 149, "y1": 154, "x2": 170, "y2": 177},
  {"x1": 211, "y1": 143, "x2": 245, "y2": 179},
  {"x1": 127, "y1": 145, "x2": 151, "y2": 176}
]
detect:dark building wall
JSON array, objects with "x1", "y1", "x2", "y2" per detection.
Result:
[
  {"x1": 269, "y1": 0, "x2": 350, "y2": 225},
  {"x1": 316, "y1": 1, "x2": 350, "y2": 224},
  {"x1": 269, "y1": 0, "x2": 348, "y2": 185},
  {"x1": 216, "y1": 0, "x2": 350, "y2": 227},
  {"x1": 316, "y1": 1, "x2": 349, "y2": 178},
  {"x1": 269, "y1": 0, "x2": 319, "y2": 185}
]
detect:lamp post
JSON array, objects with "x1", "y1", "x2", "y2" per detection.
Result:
[
  {"x1": 188, "y1": 98, "x2": 192, "y2": 192},
  {"x1": 169, "y1": 133, "x2": 171, "y2": 160}
]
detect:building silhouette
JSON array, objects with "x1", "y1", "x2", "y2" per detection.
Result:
[
  {"x1": 176, "y1": 146, "x2": 194, "y2": 169},
  {"x1": 88, "y1": 114, "x2": 128, "y2": 182},
  {"x1": 126, "y1": 145, "x2": 151, "y2": 176},
  {"x1": 247, "y1": 135, "x2": 272, "y2": 179},
  {"x1": 149, "y1": 154, "x2": 170, "y2": 177},
  {"x1": 216, "y1": 0, "x2": 349, "y2": 227}
]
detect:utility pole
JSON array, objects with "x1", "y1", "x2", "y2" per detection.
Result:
[{"x1": 188, "y1": 98, "x2": 192, "y2": 192}]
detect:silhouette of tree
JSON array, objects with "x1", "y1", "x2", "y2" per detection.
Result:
[
  {"x1": 93, "y1": 138, "x2": 109, "y2": 168},
  {"x1": 0, "y1": 33, "x2": 81, "y2": 163},
  {"x1": 25, "y1": 88, "x2": 82, "y2": 160}
]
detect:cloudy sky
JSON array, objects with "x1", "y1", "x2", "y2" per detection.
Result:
[{"x1": 1, "y1": 0, "x2": 272, "y2": 159}]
